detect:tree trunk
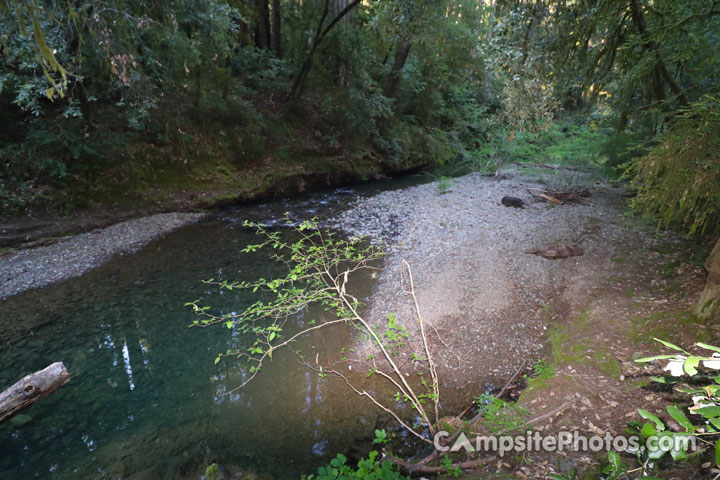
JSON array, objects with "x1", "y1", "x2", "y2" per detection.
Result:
[
  {"x1": 0, "y1": 362, "x2": 70, "y2": 424},
  {"x1": 629, "y1": 0, "x2": 688, "y2": 106},
  {"x1": 383, "y1": 37, "x2": 412, "y2": 99},
  {"x1": 254, "y1": 0, "x2": 271, "y2": 50},
  {"x1": 486, "y1": 0, "x2": 497, "y2": 41},
  {"x1": 289, "y1": 0, "x2": 361, "y2": 101},
  {"x1": 272, "y1": 0, "x2": 282, "y2": 58},
  {"x1": 696, "y1": 239, "x2": 720, "y2": 320},
  {"x1": 333, "y1": 0, "x2": 352, "y2": 23},
  {"x1": 237, "y1": 18, "x2": 251, "y2": 48},
  {"x1": 521, "y1": 0, "x2": 544, "y2": 65}
]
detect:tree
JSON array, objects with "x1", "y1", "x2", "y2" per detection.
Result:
[
  {"x1": 288, "y1": 0, "x2": 362, "y2": 100},
  {"x1": 188, "y1": 219, "x2": 492, "y2": 474},
  {"x1": 696, "y1": 240, "x2": 720, "y2": 320},
  {"x1": 272, "y1": 0, "x2": 282, "y2": 57},
  {"x1": 551, "y1": 0, "x2": 720, "y2": 123},
  {"x1": 254, "y1": 0, "x2": 271, "y2": 49},
  {"x1": 382, "y1": 35, "x2": 411, "y2": 99}
]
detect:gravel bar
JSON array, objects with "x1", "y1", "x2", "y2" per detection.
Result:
[
  {"x1": 330, "y1": 170, "x2": 626, "y2": 387},
  {"x1": 0, "y1": 212, "x2": 205, "y2": 299}
]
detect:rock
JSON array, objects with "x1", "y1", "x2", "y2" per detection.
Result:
[{"x1": 501, "y1": 196, "x2": 525, "y2": 208}]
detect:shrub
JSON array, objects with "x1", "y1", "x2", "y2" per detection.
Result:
[
  {"x1": 303, "y1": 452, "x2": 407, "y2": 480},
  {"x1": 628, "y1": 96, "x2": 720, "y2": 237}
]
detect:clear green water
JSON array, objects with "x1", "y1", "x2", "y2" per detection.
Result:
[{"x1": 0, "y1": 212, "x2": 408, "y2": 479}]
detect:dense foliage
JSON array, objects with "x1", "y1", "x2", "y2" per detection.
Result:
[
  {"x1": 550, "y1": 0, "x2": 720, "y2": 236},
  {"x1": 0, "y1": 0, "x2": 497, "y2": 215},
  {"x1": 1, "y1": 0, "x2": 719, "y2": 236},
  {"x1": 629, "y1": 97, "x2": 720, "y2": 237}
]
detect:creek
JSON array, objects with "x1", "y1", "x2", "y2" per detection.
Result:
[{"x1": 0, "y1": 178, "x2": 430, "y2": 479}]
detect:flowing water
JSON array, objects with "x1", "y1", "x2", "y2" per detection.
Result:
[{"x1": 0, "y1": 179, "x2": 430, "y2": 479}]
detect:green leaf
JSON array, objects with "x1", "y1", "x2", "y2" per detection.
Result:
[
  {"x1": 647, "y1": 446, "x2": 667, "y2": 460},
  {"x1": 607, "y1": 451, "x2": 621, "y2": 470},
  {"x1": 684, "y1": 356, "x2": 702, "y2": 375},
  {"x1": 635, "y1": 355, "x2": 679, "y2": 363},
  {"x1": 670, "y1": 432, "x2": 692, "y2": 461},
  {"x1": 710, "y1": 417, "x2": 720, "y2": 431},
  {"x1": 214, "y1": 356, "x2": 221, "y2": 365},
  {"x1": 670, "y1": 447, "x2": 687, "y2": 461},
  {"x1": 641, "y1": 422, "x2": 658, "y2": 438},
  {"x1": 696, "y1": 406, "x2": 720, "y2": 418},
  {"x1": 676, "y1": 385, "x2": 705, "y2": 394},
  {"x1": 698, "y1": 343, "x2": 720, "y2": 353},
  {"x1": 268, "y1": 331, "x2": 276, "y2": 342},
  {"x1": 666, "y1": 405, "x2": 693, "y2": 430},
  {"x1": 638, "y1": 409, "x2": 665, "y2": 431},
  {"x1": 330, "y1": 454, "x2": 347, "y2": 468},
  {"x1": 653, "y1": 338, "x2": 690, "y2": 354},
  {"x1": 716, "y1": 438, "x2": 720, "y2": 466}
]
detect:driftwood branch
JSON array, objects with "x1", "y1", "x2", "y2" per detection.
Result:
[
  {"x1": 0, "y1": 362, "x2": 70, "y2": 424},
  {"x1": 526, "y1": 187, "x2": 592, "y2": 205}
]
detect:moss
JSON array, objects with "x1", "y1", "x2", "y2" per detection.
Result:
[
  {"x1": 545, "y1": 308, "x2": 623, "y2": 379},
  {"x1": 629, "y1": 310, "x2": 711, "y2": 345},
  {"x1": 594, "y1": 351, "x2": 622, "y2": 379},
  {"x1": 525, "y1": 374, "x2": 549, "y2": 391},
  {"x1": 549, "y1": 325, "x2": 590, "y2": 365},
  {"x1": 622, "y1": 379, "x2": 648, "y2": 393},
  {"x1": 574, "y1": 307, "x2": 592, "y2": 330},
  {"x1": 628, "y1": 312, "x2": 674, "y2": 345},
  {"x1": 205, "y1": 463, "x2": 220, "y2": 480}
]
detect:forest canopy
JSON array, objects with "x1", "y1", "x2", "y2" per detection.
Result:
[{"x1": 1, "y1": 0, "x2": 719, "y2": 237}]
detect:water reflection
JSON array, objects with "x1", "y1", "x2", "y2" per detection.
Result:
[
  {"x1": 0, "y1": 175, "x2": 438, "y2": 478},
  {"x1": 0, "y1": 220, "x2": 390, "y2": 479}
]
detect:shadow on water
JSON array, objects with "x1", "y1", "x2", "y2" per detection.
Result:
[{"x1": 0, "y1": 218, "x2": 411, "y2": 479}]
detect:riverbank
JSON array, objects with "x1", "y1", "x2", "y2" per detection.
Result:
[
  {"x1": 331, "y1": 166, "x2": 620, "y2": 388},
  {"x1": 0, "y1": 213, "x2": 205, "y2": 299},
  {"x1": 0, "y1": 151, "x2": 419, "y2": 249},
  {"x1": 330, "y1": 166, "x2": 712, "y2": 477}
]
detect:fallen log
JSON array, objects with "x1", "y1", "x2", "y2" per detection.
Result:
[{"x1": 0, "y1": 362, "x2": 70, "y2": 424}]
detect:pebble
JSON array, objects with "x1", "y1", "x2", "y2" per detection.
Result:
[
  {"x1": 0, "y1": 213, "x2": 205, "y2": 299},
  {"x1": 329, "y1": 169, "x2": 625, "y2": 384}
]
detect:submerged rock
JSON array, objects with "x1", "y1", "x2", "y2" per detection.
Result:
[{"x1": 9, "y1": 413, "x2": 32, "y2": 427}]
